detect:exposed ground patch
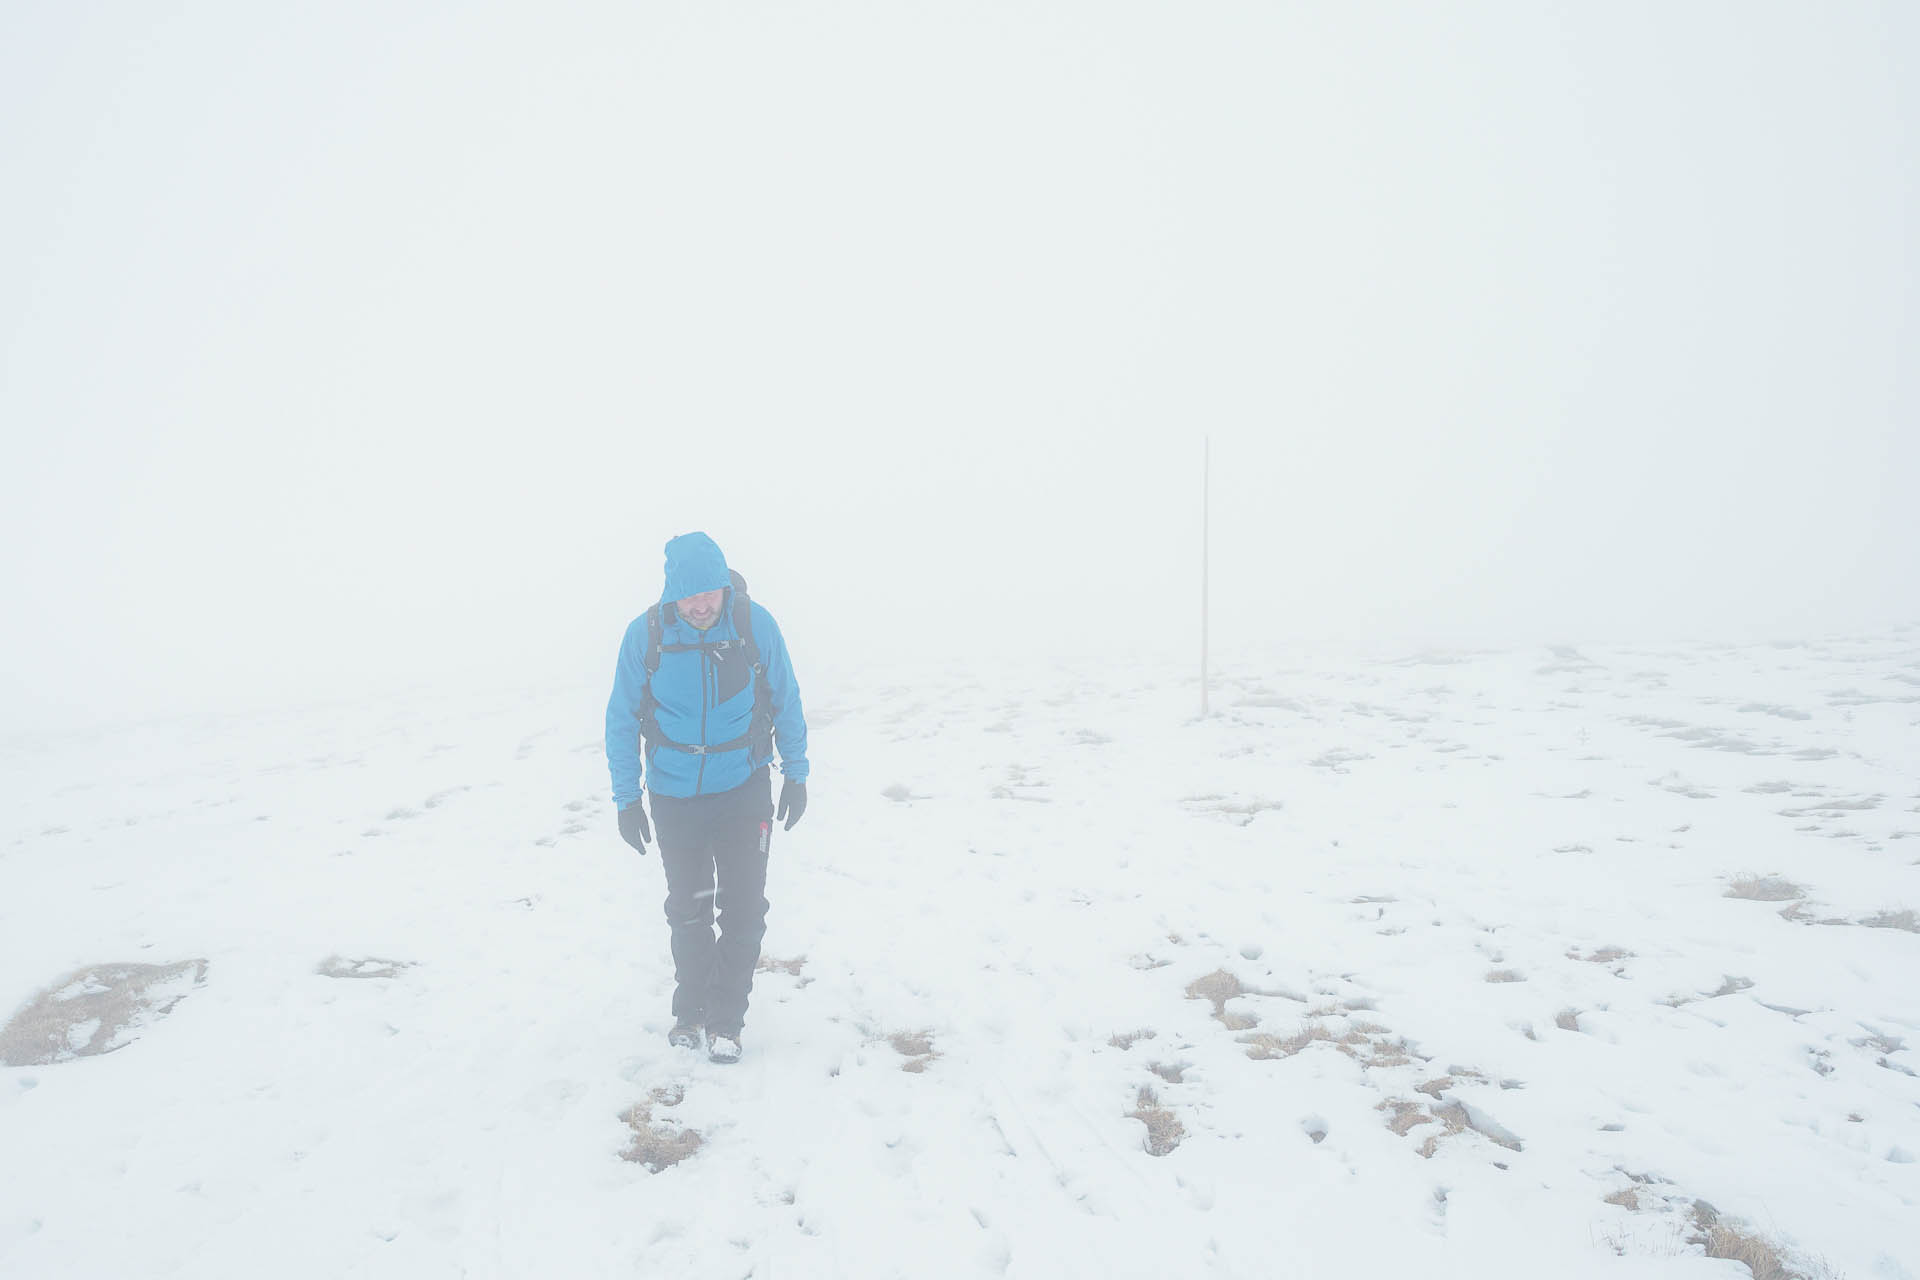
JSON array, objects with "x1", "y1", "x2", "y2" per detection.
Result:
[
  {"x1": 316, "y1": 955, "x2": 415, "y2": 980},
  {"x1": 756, "y1": 955, "x2": 810, "y2": 985},
  {"x1": 1724, "y1": 876, "x2": 1805, "y2": 902},
  {"x1": 1860, "y1": 908, "x2": 1919, "y2": 933},
  {"x1": 1604, "y1": 1187, "x2": 1840, "y2": 1278},
  {"x1": 1128, "y1": 1085, "x2": 1185, "y2": 1156},
  {"x1": 889, "y1": 1029, "x2": 939, "y2": 1072},
  {"x1": 0, "y1": 960, "x2": 208, "y2": 1066},
  {"x1": 620, "y1": 1083, "x2": 702, "y2": 1172},
  {"x1": 1185, "y1": 969, "x2": 1250, "y2": 1027}
]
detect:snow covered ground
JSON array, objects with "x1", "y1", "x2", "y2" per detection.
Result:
[{"x1": 3, "y1": 632, "x2": 1918, "y2": 1279}]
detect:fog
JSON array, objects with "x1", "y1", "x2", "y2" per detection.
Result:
[{"x1": 3, "y1": 1, "x2": 1915, "y2": 730}]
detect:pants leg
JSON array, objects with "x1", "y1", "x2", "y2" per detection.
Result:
[
  {"x1": 707, "y1": 770, "x2": 775, "y2": 1037},
  {"x1": 651, "y1": 798, "x2": 718, "y2": 1024},
  {"x1": 649, "y1": 769, "x2": 775, "y2": 1032}
]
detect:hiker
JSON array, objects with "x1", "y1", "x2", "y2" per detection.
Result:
[{"x1": 604, "y1": 532, "x2": 809, "y2": 1064}]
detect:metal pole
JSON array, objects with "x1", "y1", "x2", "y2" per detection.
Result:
[{"x1": 1201, "y1": 436, "x2": 1210, "y2": 719}]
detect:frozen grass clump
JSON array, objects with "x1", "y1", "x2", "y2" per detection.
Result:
[
  {"x1": 1724, "y1": 876, "x2": 1805, "y2": 902},
  {"x1": 620, "y1": 1086, "x2": 702, "y2": 1172},
  {"x1": 1129, "y1": 1086, "x2": 1185, "y2": 1156},
  {"x1": 1861, "y1": 908, "x2": 1919, "y2": 933}
]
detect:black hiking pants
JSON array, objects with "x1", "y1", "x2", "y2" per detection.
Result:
[{"x1": 648, "y1": 767, "x2": 774, "y2": 1038}]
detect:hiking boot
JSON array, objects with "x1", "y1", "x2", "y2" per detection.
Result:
[
  {"x1": 707, "y1": 1032, "x2": 742, "y2": 1064},
  {"x1": 668, "y1": 1021, "x2": 704, "y2": 1051}
]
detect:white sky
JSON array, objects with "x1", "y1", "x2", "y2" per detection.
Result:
[{"x1": 3, "y1": 1, "x2": 1915, "y2": 729}]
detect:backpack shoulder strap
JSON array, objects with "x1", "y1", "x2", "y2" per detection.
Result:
[
  {"x1": 644, "y1": 604, "x2": 664, "y2": 675},
  {"x1": 727, "y1": 569, "x2": 775, "y2": 758},
  {"x1": 729, "y1": 569, "x2": 757, "y2": 659}
]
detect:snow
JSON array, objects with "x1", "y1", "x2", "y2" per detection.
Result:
[{"x1": 2, "y1": 633, "x2": 1918, "y2": 1279}]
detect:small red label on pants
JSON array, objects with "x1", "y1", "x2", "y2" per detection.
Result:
[{"x1": 758, "y1": 821, "x2": 771, "y2": 854}]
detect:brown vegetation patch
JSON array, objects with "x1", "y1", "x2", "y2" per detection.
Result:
[
  {"x1": 620, "y1": 1086, "x2": 702, "y2": 1172},
  {"x1": 1240, "y1": 1023, "x2": 1334, "y2": 1061},
  {"x1": 1569, "y1": 946, "x2": 1634, "y2": 964},
  {"x1": 1485, "y1": 969, "x2": 1526, "y2": 983},
  {"x1": 1861, "y1": 908, "x2": 1920, "y2": 933},
  {"x1": 1184, "y1": 969, "x2": 1245, "y2": 1013},
  {"x1": 1149, "y1": 1062, "x2": 1186, "y2": 1084},
  {"x1": 1416, "y1": 1102, "x2": 1472, "y2": 1158},
  {"x1": 1416, "y1": 1076, "x2": 1453, "y2": 1098},
  {"x1": 1725, "y1": 876, "x2": 1805, "y2": 902},
  {"x1": 1129, "y1": 1086, "x2": 1186, "y2": 1156},
  {"x1": 1365, "y1": 1037, "x2": 1417, "y2": 1067},
  {"x1": 1604, "y1": 1188, "x2": 1640, "y2": 1211},
  {"x1": 1702, "y1": 1224, "x2": 1802, "y2": 1280},
  {"x1": 1215, "y1": 1009, "x2": 1260, "y2": 1031},
  {"x1": 756, "y1": 955, "x2": 807, "y2": 976},
  {"x1": 0, "y1": 960, "x2": 208, "y2": 1067},
  {"x1": 1108, "y1": 1029, "x2": 1156, "y2": 1050},
  {"x1": 316, "y1": 955, "x2": 414, "y2": 980},
  {"x1": 1378, "y1": 1098, "x2": 1433, "y2": 1136},
  {"x1": 890, "y1": 1029, "x2": 940, "y2": 1072}
]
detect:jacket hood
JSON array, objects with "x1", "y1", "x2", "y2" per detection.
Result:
[{"x1": 661, "y1": 531, "x2": 732, "y2": 603}]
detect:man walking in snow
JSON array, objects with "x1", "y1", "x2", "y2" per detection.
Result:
[{"x1": 605, "y1": 532, "x2": 809, "y2": 1064}]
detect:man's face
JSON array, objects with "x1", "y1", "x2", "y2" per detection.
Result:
[{"x1": 677, "y1": 587, "x2": 725, "y2": 629}]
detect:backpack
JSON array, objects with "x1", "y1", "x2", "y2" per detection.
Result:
[{"x1": 637, "y1": 569, "x2": 774, "y2": 761}]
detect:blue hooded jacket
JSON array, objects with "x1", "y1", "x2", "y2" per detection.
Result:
[{"x1": 605, "y1": 532, "x2": 809, "y2": 805}]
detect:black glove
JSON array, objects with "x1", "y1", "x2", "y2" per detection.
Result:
[
  {"x1": 776, "y1": 778, "x2": 807, "y2": 831},
  {"x1": 618, "y1": 802, "x2": 652, "y2": 853}
]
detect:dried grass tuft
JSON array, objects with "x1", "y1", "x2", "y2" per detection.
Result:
[
  {"x1": 1184, "y1": 969, "x2": 1245, "y2": 1013},
  {"x1": 1702, "y1": 1223, "x2": 1798, "y2": 1280},
  {"x1": 1108, "y1": 1029, "x2": 1156, "y2": 1050},
  {"x1": 1604, "y1": 1188, "x2": 1640, "y2": 1211},
  {"x1": 889, "y1": 1029, "x2": 940, "y2": 1071},
  {"x1": 1417, "y1": 1102, "x2": 1471, "y2": 1158},
  {"x1": 1861, "y1": 907, "x2": 1919, "y2": 933},
  {"x1": 1378, "y1": 1098, "x2": 1433, "y2": 1136},
  {"x1": 1129, "y1": 1086, "x2": 1185, "y2": 1156},
  {"x1": 889, "y1": 1029, "x2": 934, "y2": 1057},
  {"x1": 1366, "y1": 1037, "x2": 1416, "y2": 1067},
  {"x1": 1240, "y1": 1023, "x2": 1332, "y2": 1060},
  {"x1": 619, "y1": 1095, "x2": 702, "y2": 1172},
  {"x1": 1485, "y1": 969, "x2": 1526, "y2": 983},
  {"x1": 1725, "y1": 875, "x2": 1805, "y2": 902}
]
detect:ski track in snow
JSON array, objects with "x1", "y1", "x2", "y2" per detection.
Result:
[{"x1": 2, "y1": 635, "x2": 1919, "y2": 1279}]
